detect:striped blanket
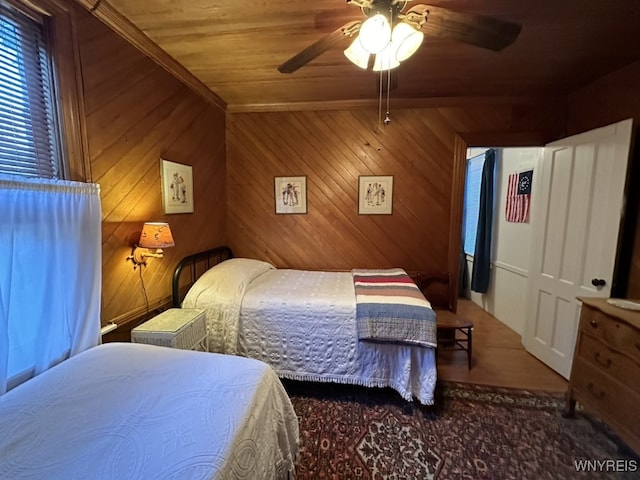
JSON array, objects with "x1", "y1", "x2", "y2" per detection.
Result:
[{"x1": 352, "y1": 268, "x2": 437, "y2": 348}]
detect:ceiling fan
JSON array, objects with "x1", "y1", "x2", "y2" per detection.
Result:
[{"x1": 277, "y1": 0, "x2": 522, "y2": 74}]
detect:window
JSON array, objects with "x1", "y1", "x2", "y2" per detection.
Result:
[
  {"x1": 0, "y1": 2, "x2": 61, "y2": 178},
  {"x1": 0, "y1": 0, "x2": 94, "y2": 394},
  {"x1": 462, "y1": 152, "x2": 484, "y2": 255}
]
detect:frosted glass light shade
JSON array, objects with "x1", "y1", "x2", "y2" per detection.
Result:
[
  {"x1": 358, "y1": 14, "x2": 391, "y2": 54},
  {"x1": 373, "y1": 45, "x2": 400, "y2": 72},
  {"x1": 391, "y1": 23, "x2": 424, "y2": 62},
  {"x1": 344, "y1": 38, "x2": 370, "y2": 69}
]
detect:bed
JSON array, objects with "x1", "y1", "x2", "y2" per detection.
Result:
[
  {"x1": 173, "y1": 246, "x2": 438, "y2": 405},
  {"x1": 0, "y1": 342, "x2": 299, "y2": 479}
]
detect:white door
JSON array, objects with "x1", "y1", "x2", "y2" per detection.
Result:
[{"x1": 523, "y1": 119, "x2": 633, "y2": 378}]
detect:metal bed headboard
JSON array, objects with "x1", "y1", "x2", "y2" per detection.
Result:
[{"x1": 172, "y1": 245, "x2": 234, "y2": 307}]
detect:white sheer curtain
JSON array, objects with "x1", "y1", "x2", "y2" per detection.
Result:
[{"x1": 0, "y1": 174, "x2": 102, "y2": 394}]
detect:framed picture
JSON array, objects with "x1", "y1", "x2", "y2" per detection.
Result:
[
  {"x1": 359, "y1": 175, "x2": 393, "y2": 215},
  {"x1": 274, "y1": 176, "x2": 307, "y2": 214},
  {"x1": 161, "y1": 159, "x2": 194, "y2": 214}
]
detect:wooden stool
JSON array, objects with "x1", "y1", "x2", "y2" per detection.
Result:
[{"x1": 435, "y1": 309, "x2": 473, "y2": 369}]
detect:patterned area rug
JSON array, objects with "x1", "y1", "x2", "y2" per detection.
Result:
[{"x1": 284, "y1": 381, "x2": 639, "y2": 480}]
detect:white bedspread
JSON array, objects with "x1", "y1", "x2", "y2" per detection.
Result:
[
  {"x1": 238, "y1": 269, "x2": 437, "y2": 404},
  {"x1": 0, "y1": 343, "x2": 299, "y2": 480}
]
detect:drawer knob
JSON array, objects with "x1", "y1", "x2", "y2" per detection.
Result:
[
  {"x1": 589, "y1": 319, "x2": 598, "y2": 328},
  {"x1": 594, "y1": 352, "x2": 612, "y2": 368},
  {"x1": 587, "y1": 382, "x2": 606, "y2": 399}
]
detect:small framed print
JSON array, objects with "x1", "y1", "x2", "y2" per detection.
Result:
[
  {"x1": 359, "y1": 175, "x2": 393, "y2": 215},
  {"x1": 274, "y1": 176, "x2": 307, "y2": 214},
  {"x1": 161, "y1": 159, "x2": 194, "y2": 214}
]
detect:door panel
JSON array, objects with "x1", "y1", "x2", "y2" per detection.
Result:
[{"x1": 523, "y1": 119, "x2": 632, "y2": 378}]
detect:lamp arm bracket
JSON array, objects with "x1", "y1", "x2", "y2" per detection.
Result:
[
  {"x1": 127, "y1": 246, "x2": 164, "y2": 268},
  {"x1": 142, "y1": 251, "x2": 164, "y2": 259}
]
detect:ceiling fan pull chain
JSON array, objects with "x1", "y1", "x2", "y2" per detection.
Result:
[
  {"x1": 378, "y1": 70, "x2": 384, "y2": 127},
  {"x1": 384, "y1": 2, "x2": 393, "y2": 126},
  {"x1": 384, "y1": 63, "x2": 391, "y2": 125}
]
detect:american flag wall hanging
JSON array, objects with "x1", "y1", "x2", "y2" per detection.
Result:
[{"x1": 505, "y1": 169, "x2": 533, "y2": 223}]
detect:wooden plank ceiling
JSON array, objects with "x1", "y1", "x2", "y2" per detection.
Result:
[{"x1": 83, "y1": 0, "x2": 640, "y2": 111}]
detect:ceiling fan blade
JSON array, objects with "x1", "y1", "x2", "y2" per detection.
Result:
[
  {"x1": 278, "y1": 21, "x2": 361, "y2": 73},
  {"x1": 409, "y1": 4, "x2": 521, "y2": 51}
]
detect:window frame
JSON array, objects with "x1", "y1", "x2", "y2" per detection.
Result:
[{"x1": 4, "y1": 0, "x2": 90, "y2": 181}]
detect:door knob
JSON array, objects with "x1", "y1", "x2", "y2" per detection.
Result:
[{"x1": 591, "y1": 278, "x2": 606, "y2": 287}]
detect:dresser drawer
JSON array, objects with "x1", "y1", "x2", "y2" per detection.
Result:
[
  {"x1": 576, "y1": 333, "x2": 640, "y2": 392},
  {"x1": 571, "y1": 357, "x2": 640, "y2": 437},
  {"x1": 580, "y1": 308, "x2": 640, "y2": 363}
]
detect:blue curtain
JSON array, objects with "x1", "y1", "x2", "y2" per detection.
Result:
[{"x1": 471, "y1": 149, "x2": 495, "y2": 293}]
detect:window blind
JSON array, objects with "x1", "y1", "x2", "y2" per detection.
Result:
[
  {"x1": 463, "y1": 153, "x2": 485, "y2": 255},
  {"x1": 0, "y1": 3, "x2": 60, "y2": 178}
]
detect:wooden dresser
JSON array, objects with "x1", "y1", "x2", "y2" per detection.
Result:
[{"x1": 565, "y1": 297, "x2": 640, "y2": 454}]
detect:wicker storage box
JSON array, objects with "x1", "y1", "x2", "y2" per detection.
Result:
[{"x1": 131, "y1": 308, "x2": 207, "y2": 350}]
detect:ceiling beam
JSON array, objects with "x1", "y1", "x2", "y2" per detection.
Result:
[{"x1": 226, "y1": 95, "x2": 565, "y2": 114}]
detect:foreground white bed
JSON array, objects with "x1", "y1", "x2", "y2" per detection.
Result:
[
  {"x1": 0, "y1": 342, "x2": 299, "y2": 480},
  {"x1": 180, "y1": 254, "x2": 437, "y2": 405}
]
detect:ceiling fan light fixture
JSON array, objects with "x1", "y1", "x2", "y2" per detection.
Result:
[
  {"x1": 358, "y1": 13, "x2": 391, "y2": 54},
  {"x1": 392, "y1": 22, "x2": 424, "y2": 62},
  {"x1": 344, "y1": 38, "x2": 370, "y2": 69},
  {"x1": 372, "y1": 45, "x2": 400, "y2": 72}
]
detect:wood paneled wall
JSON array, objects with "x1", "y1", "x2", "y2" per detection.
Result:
[
  {"x1": 227, "y1": 109, "x2": 455, "y2": 273},
  {"x1": 567, "y1": 61, "x2": 640, "y2": 298},
  {"x1": 74, "y1": 8, "x2": 227, "y2": 325},
  {"x1": 567, "y1": 61, "x2": 640, "y2": 137},
  {"x1": 226, "y1": 104, "x2": 565, "y2": 294}
]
